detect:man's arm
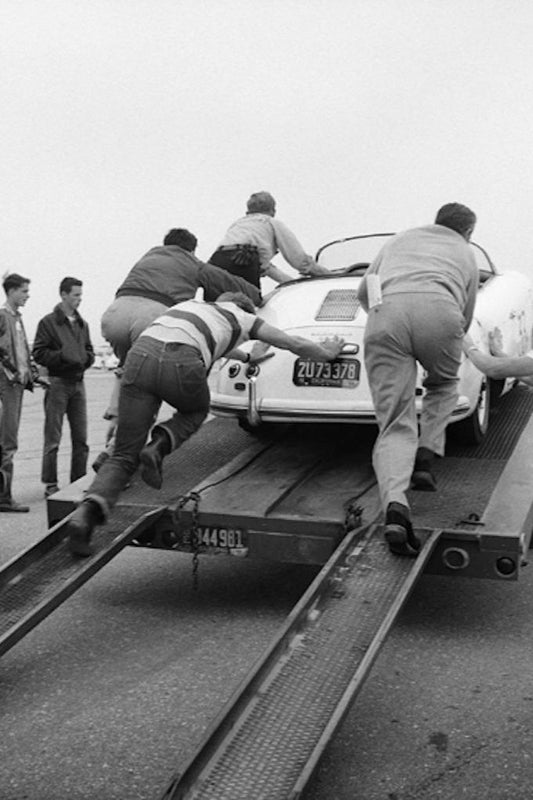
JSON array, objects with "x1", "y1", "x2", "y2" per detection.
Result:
[
  {"x1": 262, "y1": 263, "x2": 294, "y2": 284},
  {"x1": 32, "y1": 318, "x2": 68, "y2": 370},
  {"x1": 250, "y1": 319, "x2": 344, "y2": 361},
  {"x1": 357, "y1": 254, "x2": 382, "y2": 312},
  {"x1": 83, "y1": 322, "x2": 95, "y2": 369},
  {"x1": 198, "y1": 262, "x2": 261, "y2": 305},
  {"x1": 463, "y1": 332, "x2": 533, "y2": 379},
  {"x1": 462, "y1": 268, "x2": 479, "y2": 332},
  {"x1": 271, "y1": 219, "x2": 329, "y2": 276}
]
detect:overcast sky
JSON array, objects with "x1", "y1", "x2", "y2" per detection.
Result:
[{"x1": 2, "y1": 0, "x2": 533, "y2": 342}]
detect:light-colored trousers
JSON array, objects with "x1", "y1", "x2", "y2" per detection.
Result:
[
  {"x1": 363, "y1": 293, "x2": 464, "y2": 510},
  {"x1": 100, "y1": 295, "x2": 169, "y2": 447}
]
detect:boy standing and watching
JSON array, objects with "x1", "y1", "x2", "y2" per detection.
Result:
[
  {"x1": 33, "y1": 277, "x2": 94, "y2": 498},
  {"x1": 0, "y1": 272, "x2": 44, "y2": 512}
]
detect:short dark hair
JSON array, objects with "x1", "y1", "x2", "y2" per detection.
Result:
[
  {"x1": 246, "y1": 191, "x2": 276, "y2": 214},
  {"x1": 217, "y1": 292, "x2": 256, "y2": 313},
  {"x1": 435, "y1": 203, "x2": 476, "y2": 235},
  {"x1": 163, "y1": 228, "x2": 198, "y2": 251},
  {"x1": 3, "y1": 273, "x2": 30, "y2": 294},
  {"x1": 59, "y1": 276, "x2": 82, "y2": 295}
]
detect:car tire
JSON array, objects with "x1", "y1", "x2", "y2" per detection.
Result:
[
  {"x1": 488, "y1": 377, "x2": 505, "y2": 408},
  {"x1": 450, "y1": 378, "x2": 490, "y2": 445}
]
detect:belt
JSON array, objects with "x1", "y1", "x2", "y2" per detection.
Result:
[
  {"x1": 217, "y1": 244, "x2": 258, "y2": 252},
  {"x1": 161, "y1": 341, "x2": 189, "y2": 350}
]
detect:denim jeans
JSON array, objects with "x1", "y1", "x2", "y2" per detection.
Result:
[
  {"x1": 41, "y1": 377, "x2": 89, "y2": 486},
  {"x1": 0, "y1": 372, "x2": 25, "y2": 497},
  {"x1": 86, "y1": 338, "x2": 210, "y2": 516}
]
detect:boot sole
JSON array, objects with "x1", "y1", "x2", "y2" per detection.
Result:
[
  {"x1": 410, "y1": 470, "x2": 437, "y2": 492},
  {"x1": 384, "y1": 523, "x2": 421, "y2": 558}
]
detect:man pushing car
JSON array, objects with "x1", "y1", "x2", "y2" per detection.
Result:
[
  {"x1": 358, "y1": 203, "x2": 478, "y2": 557},
  {"x1": 65, "y1": 292, "x2": 344, "y2": 557}
]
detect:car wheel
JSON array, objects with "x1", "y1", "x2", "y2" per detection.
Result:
[
  {"x1": 488, "y1": 377, "x2": 505, "y2": 408},
  {"x1": 451, "y1": 378, "x2": 490, "y2": 445}
]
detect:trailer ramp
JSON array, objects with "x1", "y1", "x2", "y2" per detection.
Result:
[
  {"x1": 0, "y1": 505, "x2": 166, "y2": 658},
  {"x1": 161, "y1": 524, "x2": 441, "y2": 800}
]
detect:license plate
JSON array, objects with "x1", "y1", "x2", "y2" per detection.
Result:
[
  {"x1": 187, "y1": 526, "x2": 247, "y2": 550},
  {"x1": 292, "y1": 357, "x2": 360, "y2": 388}
]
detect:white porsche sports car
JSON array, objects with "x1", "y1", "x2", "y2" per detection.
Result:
[{"x1": 210, "y1": 233, "x2": 533, "y2": 444}]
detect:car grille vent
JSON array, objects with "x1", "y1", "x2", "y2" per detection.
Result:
[{"x1": 315, "y1": 290, "x2": 361, "y2": 321}]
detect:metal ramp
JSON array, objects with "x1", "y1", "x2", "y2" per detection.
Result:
[
  {"x1": 161, "y1": 524, "x2": 441, "y2": 800},
  {"x1": 0, "y1": 505, "x2": 166, "y2": 658}
]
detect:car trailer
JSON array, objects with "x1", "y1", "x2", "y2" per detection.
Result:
[{"x1": 1, "y1": 386, "x2": 533, "y2": 798}]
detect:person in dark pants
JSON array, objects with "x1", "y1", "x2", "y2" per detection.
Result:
[
  {"x1": 209, "y1": 191, "x2": 329, "y2": 288},
  {"x1": 93, "y1": 227, "x2": 263, "y2": 471},
  {"x1": 32, "y1": 277, "x2": 94, "y2": 498},
  {"x1": 0, "y1": 273, "x2": 45, "y2": 512},
  {"x1": 64, "y1": 292, "x2": 344, "y2": 557}
]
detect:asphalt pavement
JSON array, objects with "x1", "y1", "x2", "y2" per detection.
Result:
[{"x1": 1, "y1": 371, "x2": 533, "y2": 800}]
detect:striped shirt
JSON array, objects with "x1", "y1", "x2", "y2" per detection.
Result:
[{"x1": 141, "y1": 300, "x2": 257, "y2": 370}]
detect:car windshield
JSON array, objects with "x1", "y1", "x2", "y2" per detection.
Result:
[
  {"x1": 316, "y1": 234, "x2": 394, "y2": 273},
  {"x1": 316, "y1": 233, "x2": 496, "y2": 279}
]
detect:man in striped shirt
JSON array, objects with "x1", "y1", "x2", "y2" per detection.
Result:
[{"x1": 65, "y1": 292, "x2": 344, "y2": 556}]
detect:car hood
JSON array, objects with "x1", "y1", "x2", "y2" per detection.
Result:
[{"x1": 258, "y1": 276, "x2": 366, "y2": 331}]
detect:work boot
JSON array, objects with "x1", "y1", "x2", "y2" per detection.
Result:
[
  {"x1": 410, "y1": 447, "x2": 437, "y2": 492},
  {"x1": 0, "y1": 468, "x2": 29, "y2": 511},
  {"x1": 139, "y1": 429, "x2": 171, "y2": 490},
  {"x1": 0, "y1": 498, "x2": 30, "y2": 513},
  {"x1": 65, "y1": 499, "x2": 102, "y2": 557},
  {"x1": 384, "y1": 502, "x2": 421, "y2": 557}
]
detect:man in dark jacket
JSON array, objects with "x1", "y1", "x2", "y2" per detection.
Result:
[
  {"x1": 93, "y1": 227, "x2": 262, "y2": 472},
  {"x1": 65, "y1": 292, "x2": 344, "y2": 557},
  {"x1": 32, "y1": 277, "x2": 95, "y2": 497}
]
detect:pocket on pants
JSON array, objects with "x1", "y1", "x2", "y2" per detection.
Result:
[
  {"x1": 174, "y1": 360, "x2": 209, "y2": 413},
  {"x1": 122, "y1": 350, "x2": 148, "y2": 386}
]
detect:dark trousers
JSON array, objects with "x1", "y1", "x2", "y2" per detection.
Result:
[
  {"x1": 0, "y1": 373, "x2": 24, "y2": 498},
  {"x1": 86, "y1": 338, "x2": 210, "y2": 516},
  {"x1": 209, "y1": 247, "x2": 262, "y2": 290},
  {"x1": 41, "y1": 377, "x2": 89, "y2": 486}
]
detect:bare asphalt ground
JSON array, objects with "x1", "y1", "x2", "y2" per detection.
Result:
[{"x1": 1, "y1": 371, "x2": 533, "y2": 800}]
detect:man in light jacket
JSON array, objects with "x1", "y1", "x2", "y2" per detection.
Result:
[
  {"x1": 358, "y1": 203, "x2": 478, "y2": 556},
  {"x1": 209, "y1": 191, "x2": 329, "y2": 288},
  {"x1": 0, "y1": 273, "x2": 44, "y2": 511}
]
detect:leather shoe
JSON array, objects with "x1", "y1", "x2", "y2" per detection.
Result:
[
  {"x1": 410, "y1": 469, "x2": 437, "y2": 491},
  {"x1": 384, "y1": 502, "x2": 420, "y2": 557},
  {"x1": 410, "y1": 447, "x2": 437, "y2": 491},
  {"x1": 65, "y1": 500, "x2": 102, "y2": 557},
  {"x1": 0, "y1": 498, "x2": 30, "y2": 513},
  {"x1": 140, "y1": 430, "x2": 171, "y2": 490}
]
